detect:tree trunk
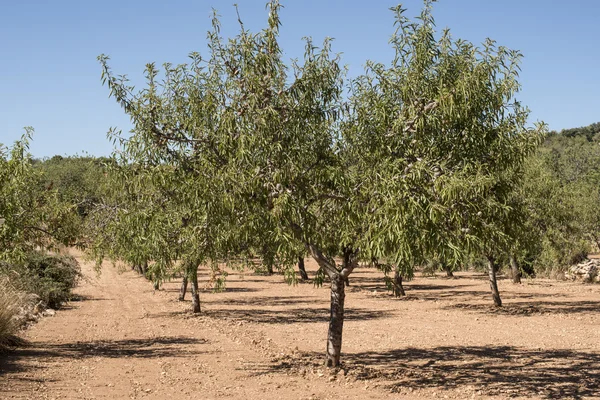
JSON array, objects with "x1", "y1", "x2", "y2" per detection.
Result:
[
  {"x1": 487, "y1": 256, "x2": 502, "y2": 307},
  {"x1": 308, "y1": 245, "x2": 356, "y2": 369},
  {"x1": 298, "y1": 257, "x2": 309, "y2": 280},
  {"x1": 443, "y1": 263, "x2": 454, "y2": 278},
  {"x1": 179, "y1": 275, "x2": 188, "y2": 301},
  {"x1": 509, "y1": 255, "x2": 522, "y2": 284},
  {"x1": 392, "y1": 270, "x2": 406, "y2": 297},
  {"x1": 344, "y1": 276, "x2": 350, "y2": 287},
  {"x1": 326, "y1": 273, "x2": 345, "y2": 368},
  {"x1": 262, "y1": 246, "x2": 275, "y2": 275},
  {"x1": 190, "y1": 265, "x2": 201, "y2": 313}
]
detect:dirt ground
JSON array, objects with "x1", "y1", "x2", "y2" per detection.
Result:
[{"x1": 1, "y1": 251, "x2": 599, "y2": 400}]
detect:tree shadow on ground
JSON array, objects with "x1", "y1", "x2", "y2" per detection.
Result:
[
  {"x1": 68, "y1": 294, "x2": 114, "y2": 302},
  {"x1": 447, "y1": 300, "x2": 600, "y2": 316},
  {"x1": 203, "y1": 295, "x2": 320, "y2": 307},
  {"x1": 200, "y1": 306, "x2": 392, "y2": 324},
  {"x1": 263, "y1": 345, "x2": 600, "y2": 399},
  {"x1": 367, "y1": 281, "x2": 570, "y2": 303},
  {"x1": 162, "y1": 287, "x2": 261, "y2": 294},
  {"x1": 361, "y1": 285, "x2": 498, "y2": 302},
  {"x1": 0, "y1": 336, "x2": 207, "y2": 378},
  {"x1": 147, "y1": 303, "x2": 393, "y2": 324}
]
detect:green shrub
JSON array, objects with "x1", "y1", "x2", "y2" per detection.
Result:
[{"x1": 0, "y1": 252, "x2": 81, "y2": 309}]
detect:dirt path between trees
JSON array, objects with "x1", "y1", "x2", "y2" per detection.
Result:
[{"x1": 1, "y1": 251, "x2": 600, "y2": 399}]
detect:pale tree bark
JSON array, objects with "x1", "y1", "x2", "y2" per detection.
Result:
[
  {"x1": 509, "y1": 255, "x2": 522, "y2": 284},
  {"x1": 342, "y1": 251, "x2": 351, "y2": 287},
  {"x1": 486, "y1": 255, "x2": 502, "y2": 307},
  {"x1": 392, "y1": 270, "x2": 406, "y2": 297}
]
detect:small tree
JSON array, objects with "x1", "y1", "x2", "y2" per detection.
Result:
[
  {"x1": 1, "y1": 130, "x2": 78, "y2": 263},
  {"x1": 87, "y1": 161, "x2": 234, "y2": 313}
]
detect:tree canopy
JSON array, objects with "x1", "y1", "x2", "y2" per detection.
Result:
[
  {"x1": 1, "y1": 130, "x2": 78, "y2": 263},
  {"x1": 95, "y1": 0, "x2": 546, "y2": 367}
]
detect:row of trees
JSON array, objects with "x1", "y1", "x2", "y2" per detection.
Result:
[
  {"x1": 2, "y1": 2, "x2": 598, "y2": 366},
  {"x1": 91, "y1": 1, "x2": 546, "y2": 367},
  {"x1": 3, "y1": 0, "x2": 598, "y2": 369}
]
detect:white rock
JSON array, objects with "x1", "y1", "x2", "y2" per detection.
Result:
[
  {"x1": 566, "y1": 259, "x2": 600, "y2": 283},
  {"x1": 43, "y1": 309, "x2": 56, "y2": 317}
]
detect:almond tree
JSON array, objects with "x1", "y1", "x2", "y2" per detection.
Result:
[
  {"x1": 98, "y1": 0, "x2": 544, "y2": 367},
  {"x1": 345, "y1": 2, "x2": 544, "y2": 308},
  {"x1": 87, "y1": 160, "x2": 235, "y2": 313}
]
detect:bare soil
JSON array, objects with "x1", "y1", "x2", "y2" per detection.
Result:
[{"x1": 1, "y1": 251, "x2": 600, "y2": 399}]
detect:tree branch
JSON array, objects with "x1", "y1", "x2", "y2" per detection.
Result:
[{"x1": 307, "y1": 244, "x2": 339, "y2": 278}]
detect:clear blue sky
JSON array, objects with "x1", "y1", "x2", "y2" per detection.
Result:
[{"x1": 1, "y1": 0, "x2": 599, "y2": 158}]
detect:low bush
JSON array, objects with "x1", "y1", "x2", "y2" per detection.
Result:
[{"x1": 0, "y1": 252, "x2": 81, "y2": 309}]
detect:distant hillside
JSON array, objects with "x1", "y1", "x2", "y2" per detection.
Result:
[{"x1": 548, "y1": 122, "x2": 600, "y2": 142}]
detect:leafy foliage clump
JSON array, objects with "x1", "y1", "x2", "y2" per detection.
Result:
[
  {"x1": 0, "y1": 252, "x2": 81, "y2": 309},
  {"x1": 1, "y1": 130, "x2": 79, "y2": 262},
  {"x1": 516, "y1": 124, "x2": 600, "y2": 276},
  {"x1": 34, "y1": 155, "x2": 110, "y2": 219}
]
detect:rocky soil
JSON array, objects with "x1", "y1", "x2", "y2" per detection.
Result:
[{"x1": 1, "y1": 251, "x2": 600, "y2": 399}]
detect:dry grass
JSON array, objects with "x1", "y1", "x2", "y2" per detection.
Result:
[{"x1": 0, "y1": 278, "x2": 26, "y2": 349}]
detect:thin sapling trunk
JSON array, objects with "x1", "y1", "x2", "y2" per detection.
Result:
[
  {"x1": 189, "y1": 263, "x2": 201, "y2": 313},
  {"x1": 509, "y1": 255, "x2": 522, "y2": 284},
  {"x1": 179, "y1": 275, "x2": 188, "y2": 301},
  {"x1": 486, "y1": 255, "x2": 502, "y2": 307},
  {"x1": 392, "y1": 270, "x2": 406, "y2": 297}
]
